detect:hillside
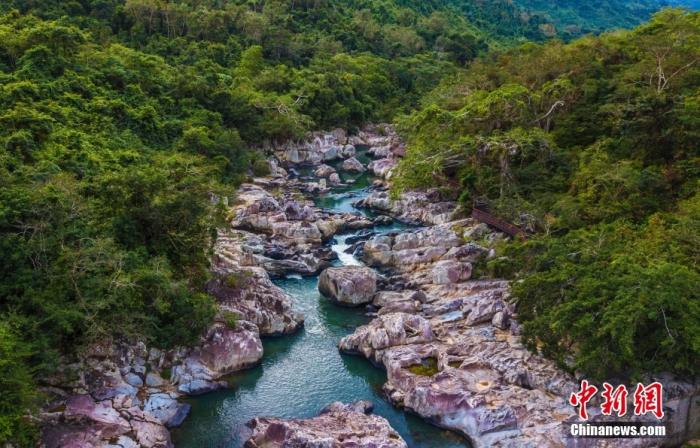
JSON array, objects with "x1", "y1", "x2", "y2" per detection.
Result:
[
  {"x1": 394, "y1": 8, "x2": 700, "y2": 380},
  {"x1": 1, "y1": 1, "x2": 697, "y2": 445},
  {"x1": 514, "y1": 0, "x2": 668, "y2": 37},
  {"x1": 0, "y1": 1, "x2": 546, "y2": 444}
]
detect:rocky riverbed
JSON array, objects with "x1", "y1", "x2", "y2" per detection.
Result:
[{"x1": 39, "y1": 125, "x2": 699, "y2": 448}]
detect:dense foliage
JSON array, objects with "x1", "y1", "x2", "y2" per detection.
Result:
[
  {"x1": 395, "y1": 9, "x2": 700, "y2": 380},
  {"x1": 0, "y1": 1, "x2": 555, "y2": 444},
  {"x1": 514, "y1": 0, "x2": 700, "y2": 39},
  {"x1": 0, "y1": 0, "x2": 692, "y2": 445},
  {"x1": 515, "y1": 0, "x2": 667, "y2": 37}
]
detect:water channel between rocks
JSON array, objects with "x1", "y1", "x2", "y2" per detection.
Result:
[{"x1": 172, "y1": 150, "x2": 470, "y2": 448}]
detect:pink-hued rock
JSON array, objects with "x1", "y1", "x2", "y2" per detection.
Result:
[
  {"x1": 355, "y1": 189, "x2": 458, "y2": 225},
  {"x1": 125, "y1": 407, "x2": 173, "y2": 447},
  {"x1": 206, "y1": 266, "x2": 304, "y2": 336},
  {"x1": 173, "y1": 323, "x2": 263, "y2": 395},
  {"x1": 341, "y1": 222, "x2": 584, "y2": 447},
  {"x1": 367, "y1": 158, "x2": 397, "y2": 179},
  {"x1": 339, "y1": 313, "x2": 434, "y2": 364},
  {"x1": 245, "y1": 401, "x2": 407, "y2": 448},
  {"x1": 431, "y1": 260, "x2": 473, "y2": 285},
  {"x1": 43, "y1": 394, "x2": 174, "y2": 448},
  {"x1": 318, "y1": 266, "x2": 377, "y2": 306},
  {"x1": 342, "y1": 156, "x2": 366, "y2": 172},
  {"x1": 362, "y1": 225, "x2": 465, "y2": 270},
  {"x1": 63, "y1": 395, "x2": 131, "y2": 438},
  {"x1": 314, "y1": 164, "x2": 337, "y2": 178}
]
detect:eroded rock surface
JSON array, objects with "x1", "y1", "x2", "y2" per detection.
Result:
[
  {"x1": 355, "y1": 189, "x2": 459, "y2": 225},
  {"x1": 342, "y1": 156, "x2": 366, "y2": 172},
  {"x1": 245, "y1": 401, "x2": 407, "y2": 448},
  {"x1": 274, "y1": 129, "x2": 356, "y2": 164},
  {"x1": 173, "y1": 322, "x2": 263, "y2": 395},
  {"x1": 318, "y1": 266, "x2": 378, "y2": 306},
  {"x1": 341, "y1": 219, "x2": 700, "y2": 448}
]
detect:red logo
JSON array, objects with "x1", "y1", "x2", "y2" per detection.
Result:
[
  {"x1": 633, "y1": 382, "x2": 664, "y2": 419},
  {"x1": 569, "y1": 380, "x2": 598, "y2": 420},
  {"x1": 569, "y1": 381, "x2": 664, "y2": 421},
  {"x1": 601, "y1": 383, "x2": 628, "y2": 417}
]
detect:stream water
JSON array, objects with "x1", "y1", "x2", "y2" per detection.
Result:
[{"x1": 171, "y1": 150, "x2": 469, "y2": 447}]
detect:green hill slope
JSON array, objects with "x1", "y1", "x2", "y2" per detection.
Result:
[{"x1": 395, "y1": 8, "x2": 700, "y2": 380}]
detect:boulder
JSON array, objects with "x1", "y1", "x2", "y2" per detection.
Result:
[
  {"x1": 431, "y1": 260, "x2": 472, "y2": 285},
  {"x1": 329, "y1": 173, "x2": 341, "y2": 184},
  {"x1": 245, "y1": 401, "x2": 407, "y2": 448},
  {"x1": 206, "y1": 266, "x2": 304, "y2": 336},
  {"x1": 318, "y1": 266, "x2": 377, "y2": 306},
  {"x1": 355, "y1": 190, "x2": 457, "y2": 225},
  {"x1": 339, "y1": 313, "x2": 434, "y2": 363},
  {"x1": 172, "y1": 323, "x2": 263, "y2": 395},
  {"x1": 144, "y1": 393, "x2": 191, "y2": 428},
  {"x1": 314, "y1": 164, "x2": 336, "y2": 178},
  {"x1": 342, "y1": 157, "x2": 366, "y2": 172},
  {"x1": 367, "y1": 158, "x2": 397, "y2": 179}
]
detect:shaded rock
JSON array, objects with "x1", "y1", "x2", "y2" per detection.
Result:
[
  {"x1": 318, "y1": 266, "x2": 377, "y2": 306},
  {"x1": 144, "y1": 394, "x2": 191, "y2": 428},
  {"x1": 314, "y1": 164, "x2": 336, "y2": 178},
  {"x1": 245, "y1": 401, "x2": 407, "y2": 448},
  {"x1": 431, "y1": 260, "x2": 472, "y2": 285},
  {"x1": 124, "y1": 372, "x2": 143, "y2": 388},
  {"x1": 374, "y1": 215, "x2": 393, "y2": 226},
  {"x1": 145, "y1": 372, "x2": 164, "y2": 388},
  {"x1": 172, "y1": 323, "x2": 263, "y2": 395},
  {"x1": 342, "y1": 156, "x2": 366, "y2": 172}
]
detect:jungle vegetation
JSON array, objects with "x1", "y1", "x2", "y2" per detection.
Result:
[
  {"x1": 0, "y1": 0, "x2": 695, "y2": 444},
  {"x1": 394, "y1": 8, "x2": 700, "y2": 382}
]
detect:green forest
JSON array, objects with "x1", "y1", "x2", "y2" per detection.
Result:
[
  {"x1": 394, "y1": 8, "x2": 700, "y2": 382},
  {"x1": 0, "y1": 0, "x2": 698, "y2": 445}
]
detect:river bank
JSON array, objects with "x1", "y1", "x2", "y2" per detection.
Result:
[{"x1": 38, "y1": 126, "x2": 699, "y2": 448}]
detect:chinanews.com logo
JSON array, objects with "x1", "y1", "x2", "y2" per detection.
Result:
[{"x1": 566, "y1": 381, "x2": 667, "y2": 439}]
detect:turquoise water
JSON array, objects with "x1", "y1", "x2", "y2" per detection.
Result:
[
  {"x1": 171, "y1": 276, "x2": 467, "y2": 447},
  {"x1": 171, "y1": 154, "x2": 469, "y2": 447}
]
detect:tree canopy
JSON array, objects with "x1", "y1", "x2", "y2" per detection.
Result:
[
  {"x1": 0, "y1": 1, "x2": 696, "y2": 445},
  {"x1": 395, "y1": 8, "x2": 700, "y2": 381}
]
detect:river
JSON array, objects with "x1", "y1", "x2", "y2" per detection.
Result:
[{"x1": 171, "y1": 150, "x2": 469, "y2": 448}]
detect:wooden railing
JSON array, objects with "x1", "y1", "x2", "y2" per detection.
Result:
[{"x1": 471, "y1": 208, "x2": 527, "y2": 240}]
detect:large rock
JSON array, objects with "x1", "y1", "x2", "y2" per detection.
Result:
[
  {"x1": 172, "y1": 322, "x2": 263, "y2": 395},
  {"x1": 207, "y1": 266, "x2": 304, "y2": 336},
  {"x1": 339, "y1": 313, "x2": 434, "y2": 364},
  {"x1": 245, "y1": 401, "x2": 407, "y2": 448},
  {"x1": 431, "y1": 260, "x2": 472, "y2": 285},
  {"x1": 355, "y1": 189, "x2": 458, "y2": 225},
  {"x1": 367, "y1": 158, "x2": 397, "y2": 179},
  {"x1": 274, "y1": 131, "x2": 355, "y2": 165},
  {"x1": 314, "y1": 164, "x2": 336, "y2": 178},
  {"x1": 342, "y1": 156, "x2": 366, "y2": 173},
  {"x1": 43, "y1": 394, "x2": 174, "y2": 448},
  {"x1": 362, "y1": 225, "x2": 464, "y2": 270},
  {"x1": 144, "y1": 393, "x2": 191, "y2": 428},
  {"x1": 318, "y1": 266, "x2": 377, "y2": 306}
]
